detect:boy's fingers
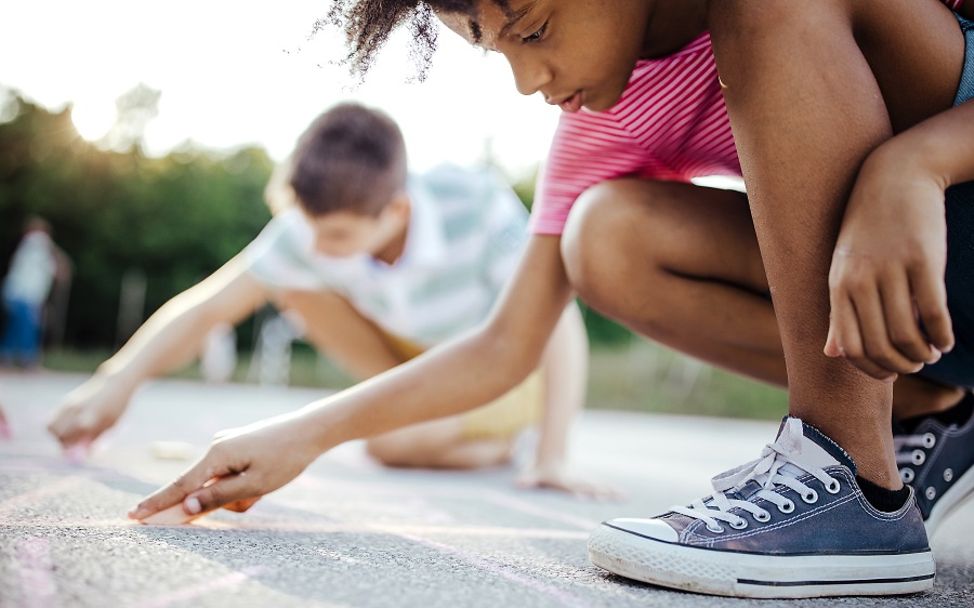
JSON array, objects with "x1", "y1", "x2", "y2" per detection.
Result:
[
  {"x1": 46, "y1": 411, "x2": 75, "y2": 446},
  {"x1": 911, "y1": 265, "x2": 955, "y2": 352},
  {"x1": 50, "y1": 409, "x2": 105, "y2": 452},
  {"x1": 129, "y1": 456, "x2": 230, "y2": 520},
  {"x1": 187, "y1": 473, "x2": 258, "y2": 514},
  {"x1": 879, "y1": 270, "x2": 936, "y2": 365}
]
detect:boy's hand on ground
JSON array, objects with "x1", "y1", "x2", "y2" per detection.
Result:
[
  {"x1": 825, "y1": 151, "x2": 954, "y2": 380},
  {"x1": 128, "y1": 411, "x2": 321, "y2": 521},
  {"x1": 0, "y1": 405, "x2": 11, "y2": 440},
  {"x1": 47, "y1": 374, "x2": 135, "y2": 456},
  {"x1": 516, "y1": 464, "x2": 623, "y2": 501}
]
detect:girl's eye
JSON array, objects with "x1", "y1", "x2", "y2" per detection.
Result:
[{"x1": 521, "y1": 20, "x2": 549, "y2": 44}]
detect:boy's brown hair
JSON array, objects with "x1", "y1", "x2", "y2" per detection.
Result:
[{"x1": 288, "y1": 102, "x2": 407, "y2": 216}]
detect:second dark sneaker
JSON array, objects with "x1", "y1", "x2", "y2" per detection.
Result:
[
  {"x1": 588, "y1": 417, "x2": 935, "y2": 598},
  {"x1": 895, "y1": 392, "x2": 974, "y2": 537}
]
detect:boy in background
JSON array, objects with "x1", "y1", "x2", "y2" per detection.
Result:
[{"x1": 48, "y1": 103, "x2": 603, "y2": 496}]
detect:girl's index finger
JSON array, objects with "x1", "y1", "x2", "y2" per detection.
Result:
[{"x1": 128, "y1": 456, "x2": 227, "y2": 521}]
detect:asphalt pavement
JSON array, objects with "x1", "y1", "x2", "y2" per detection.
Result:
[{"x1": 1, "y1": 371, "x2": 971, "y2": 607}]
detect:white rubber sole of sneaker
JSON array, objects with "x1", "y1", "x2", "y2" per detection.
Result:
[
  {"x1": 926, "y1": 464, "x2": 974, "y2": 538},
  {"x1": 588, "y1": 523, "x2": 935, "y2": 599}
]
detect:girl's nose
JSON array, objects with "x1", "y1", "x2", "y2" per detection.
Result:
[{"x1": 509, "y1": 55, "x2": 554, "y2": 97}]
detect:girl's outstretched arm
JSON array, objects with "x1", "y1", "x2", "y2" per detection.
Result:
[{"x1": 129, "y1": 235, "x2": 575, "y2": 520}]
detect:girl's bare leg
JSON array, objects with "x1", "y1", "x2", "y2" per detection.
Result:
[
  {"x1": 563, "y1": 179, "x2": 784, "y2": 384},
  {"x1": 561, "y1": 179, "x2": 963, "y2": 421},
  {"x1": 707, "y1": 0, "x2": 964, "y2": 487}
]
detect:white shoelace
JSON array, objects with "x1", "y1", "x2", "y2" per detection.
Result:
[{"x1": 671, "y1": 418, "x2": 840, "y2": 533}]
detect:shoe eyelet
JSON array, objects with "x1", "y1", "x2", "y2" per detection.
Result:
[
  {"x1": 706, "y1": 523, "x2": 725, "y2": 534},
  {"x1": 729, "y1": 519, "x2": 748, "y2": 530},
  {"x1": 754, "y1": 511, "x2": 771, "y2": 523},
  {"x1": 912, "y1": 450, "x2": 926, "y2": 466},
  {"x1": 944, "y1": 468, "x2": 954, "y2": 483},
  {"x1": 900, "y1": 468, "x2": 915, "y2": 484},
  {"x1": 925, "y1": 487, "x2": 937, "y2": 501},
  {"x1": 801, "y1": 489, "x2": 819, "y2": 504},
  {"x1": 825, "y1": 479, "x2": 841, "y2": 494},
  {"x1": 778, "y1": 500, "x2": 795, "y2": 514},
  {"x1": 922, "y1": 433, "x2": 936, "y2": 449}
]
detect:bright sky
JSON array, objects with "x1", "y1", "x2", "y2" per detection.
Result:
[{"x1": 0, "y1": 0, "x2": 561, "y2": 178}]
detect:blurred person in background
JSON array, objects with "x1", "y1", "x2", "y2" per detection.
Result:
[{"x1": 0, "y1": 217, "x2": 69, "y2": 369}]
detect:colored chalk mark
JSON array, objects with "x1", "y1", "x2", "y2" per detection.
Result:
[
  {"x1": 15, "y1": 537, "x2": 57, "y2": 608},
  {"x1": 133, "y1": 567, "x2": 263, "y2": 608}
]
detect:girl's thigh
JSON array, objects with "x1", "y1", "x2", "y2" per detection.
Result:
[
  {"x1": 852, "y1": 0, "x2": 965, "y2": 131},
  {"x1": 564, "y1": 179, "x2": 767, "y2": 295}
]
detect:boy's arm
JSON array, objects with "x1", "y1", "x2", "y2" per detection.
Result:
[
  {"x1": 130, "y1": 235, "x2": 576, "y2": 520},
  {"x1": 47, "y1": 256, "x2": 267, "y2": 450},
  {"x1": 517, "y1": 303, "x2": 619, "y2": 498},
  {"x1": 535, "y1": 303, "x2": 588, "y2": 470},
  {"x1": 826, "y1": 100, "x2": 974, "y2": 378}
]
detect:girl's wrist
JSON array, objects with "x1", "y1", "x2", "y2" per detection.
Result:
[
  {"x1": 297, "y1": 396, "x2": 354, "y2": 455},
  {"x1": 865, "y1": 138, "x2": 950, "y2": 193}
]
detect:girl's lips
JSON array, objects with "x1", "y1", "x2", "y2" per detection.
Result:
[{"x1": 559, "y1": 91, "x2": 583, "y2": 113}]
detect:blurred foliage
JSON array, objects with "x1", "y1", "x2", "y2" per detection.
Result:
[{"x1": 0, "y1": 88, "x2": 273, "y2": 348}]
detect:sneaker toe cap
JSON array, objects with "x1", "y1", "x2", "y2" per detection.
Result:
[{"x1": 603, "y1": 517, "x2": 679, "y2": 542}]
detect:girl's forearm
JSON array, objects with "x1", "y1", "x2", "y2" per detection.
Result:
[
  {"x1": 302, "y1": 328, "x2": 540, "y2": 452},
  {"x1": 878, "y1": 100, "x2": 974, "y2": 188}
]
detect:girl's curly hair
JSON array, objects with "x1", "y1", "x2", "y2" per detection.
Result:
[{"x1": 323, "y1": 1, "x2": 508, "y2": 79}]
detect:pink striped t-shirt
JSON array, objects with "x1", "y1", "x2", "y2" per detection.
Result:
[
  {"x1": 531, "y1": 0, "x2": 968, "y2": 236},
  {"x1": 531, "y1": 33, "x2": 738, "y2": 235}
]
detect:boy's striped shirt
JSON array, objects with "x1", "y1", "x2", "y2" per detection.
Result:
[{"x1": 245, "y1": 165, "x2": 528, "y2": 347}]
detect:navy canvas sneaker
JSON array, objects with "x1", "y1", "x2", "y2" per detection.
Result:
[
  {"x1": 588, "y1": 417, "x2": 935, "y2": 598},
  {"x1": 895, "y1": 393, "x2": 974, "y2": 537}
]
